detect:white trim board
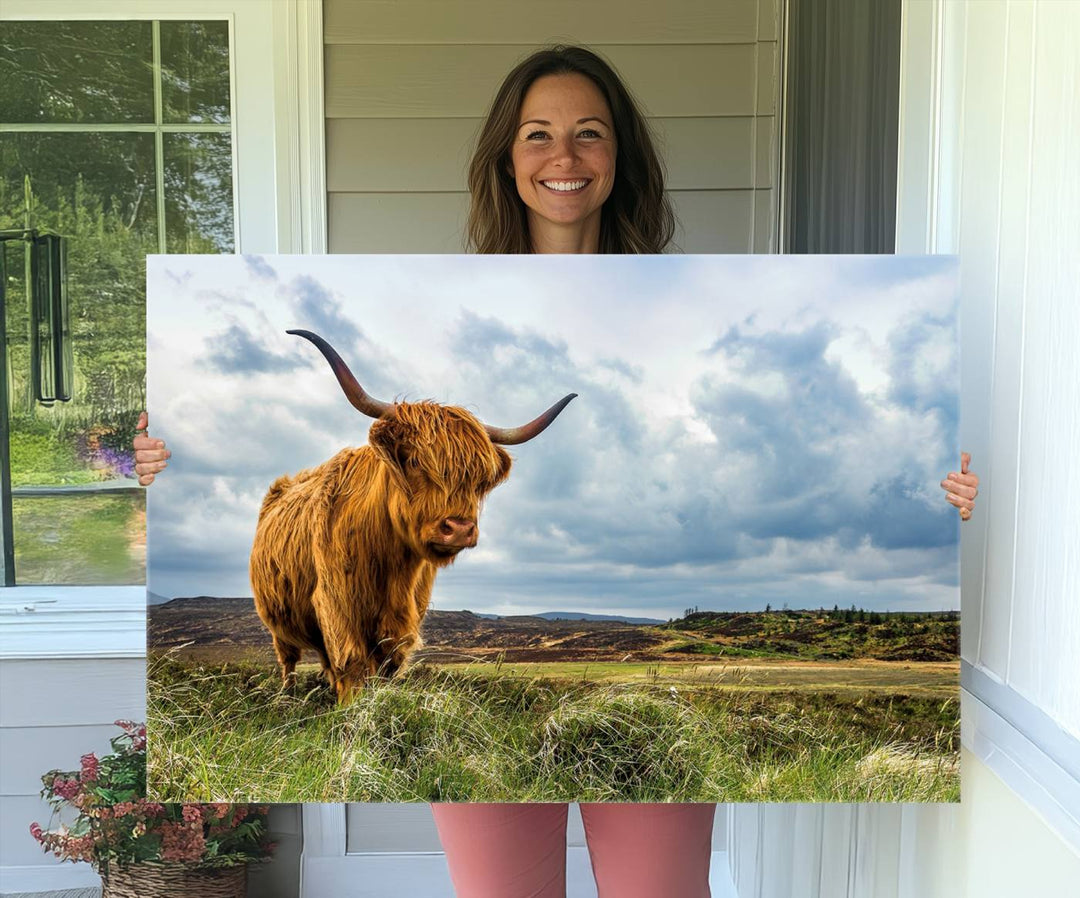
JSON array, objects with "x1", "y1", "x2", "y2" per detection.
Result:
[
  {"x1": 272, "y1": 0, "x2": 328, "y2": 254},
  {"x1": 961, "y1": 684, "x2": 1080, "y2": 854},
  {"x1": 0, "y1": 587, "x2": 145, "y2": 660}
]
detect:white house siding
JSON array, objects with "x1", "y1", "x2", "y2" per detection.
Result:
[
  {"x1": 0, "y1": 588, "x2": 146, "y2": 895},
  {"x1": 323, "y1": 0, "x2": 782, "y2": 253}
]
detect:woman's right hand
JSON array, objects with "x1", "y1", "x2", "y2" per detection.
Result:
[{"x1": 133, "y1": 411, "x2": 170, "y2": 486}]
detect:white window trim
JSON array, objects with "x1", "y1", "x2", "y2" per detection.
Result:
[
  {"x1": 0, "y1": 1, "x2": 327, "y2": 652},
  {"x1": 0, "y1": 0, "x2": 327, "y2": 255},
  {"x1": 0, "y1": 585, "x2": 145, "y2": 659}
]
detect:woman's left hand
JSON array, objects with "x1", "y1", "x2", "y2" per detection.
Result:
[{"x1": 941, "y1": 451, "x2": 979, "y2": 521}]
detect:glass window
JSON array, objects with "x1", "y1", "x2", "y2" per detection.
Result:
[{"x1": 0, "y1": 19, "x2": 235, "y2": 585}]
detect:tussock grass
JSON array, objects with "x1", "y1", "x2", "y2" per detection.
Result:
[{"x1": 147, "y1": 655, "x2": 959, "y2": 804}]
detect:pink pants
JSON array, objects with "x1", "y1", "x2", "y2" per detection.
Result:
[{"x1": 430, "y1": 803, "x2": 715, "y2": 898}]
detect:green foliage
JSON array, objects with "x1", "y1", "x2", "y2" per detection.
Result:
[
  {"x1": 656, "y1": 608, "x2": 959, "y2": 662},
  {"x1": 147, "y1": 655, "x2": 960, "y2": 803},
  {"x1": 30, "y1": 721, "x2": 274, "y2": 874}
]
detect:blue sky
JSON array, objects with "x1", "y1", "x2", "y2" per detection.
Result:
[{"x1": 146, "y1": 254, "x2": 960, "y2": 617}]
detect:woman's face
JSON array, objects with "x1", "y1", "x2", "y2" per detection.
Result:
[{"x1": 509, "y1": 73, "x2": 617, "y2": 236}]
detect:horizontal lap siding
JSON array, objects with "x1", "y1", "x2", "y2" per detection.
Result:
[
  {"x1": 324, "y1": 0, "x2": 761, "y2": 45},
  {"x1": 325, "y1": 45, "x2": 762, "y2": 118},
  {"x1": 0, "y1": 658, "x2": 145, "y2": 868},
  {"x1": 327, "y1": 117, "x2": 769, "y2": 192},
  {"x1": 324, "y1": 0, "x2": 781, "y2": 254},
  {"x1": 329, "y1": 189, "x2": 760, "y2": 253}
]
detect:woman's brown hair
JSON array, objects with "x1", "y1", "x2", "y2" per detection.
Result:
[{"x1": 467, "y1": 45, "x2": 675, "y2": 254}]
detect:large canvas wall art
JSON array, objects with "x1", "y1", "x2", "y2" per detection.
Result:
[{"x1": 146, "y1": 254, "x2": 960, "y2": 803}]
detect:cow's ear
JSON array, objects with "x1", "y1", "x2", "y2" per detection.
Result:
[
  {"x1": 369, "y1": 416, "x2": 412, "y2": 474},
  {"x1": 493, "y1": 446, "x2": 512, "y2": 486}
]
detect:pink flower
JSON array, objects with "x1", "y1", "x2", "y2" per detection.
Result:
[
  {"x1": 52, "y1": 778, "x2": 80, "y2": 801},
  {"x1": 160, "y1": 821, "x2": 206, "y2": 863},
  {"x1": 181, "y1": 805, "x2": 203, "y2": 824},
  {"x1": 80, "y1": 753, "x2": 99, "y2": 782},
  {"x1": 136, "y1": 800, "x2": 165, "y2": 818},
  {"x1": 30, "y1": 822, "x2": 43, "y2": 842}
]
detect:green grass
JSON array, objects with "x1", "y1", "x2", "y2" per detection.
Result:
[{"x1": 147, "y1": 655, "x2": 960, "y2": 804}]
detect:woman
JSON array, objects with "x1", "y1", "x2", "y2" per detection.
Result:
[{"x1": 135, "y1": 46, "x2": 978, "y2": 898}]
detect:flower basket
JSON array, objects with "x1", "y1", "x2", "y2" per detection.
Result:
[
  {"x1": 102, "y1": 861, "x2": 247, "y2": 898},
  {"x1": 31, "y1": 721, "x2": 274, "y2": 892}
]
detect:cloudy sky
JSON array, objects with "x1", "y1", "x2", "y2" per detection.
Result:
[{"x1": 146, "y1": 254, "x2": 960, "y2": 617}]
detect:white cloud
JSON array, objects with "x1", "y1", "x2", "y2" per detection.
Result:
[{"x1": 147, "y1": 255, "x2": 960, "y2": 614}]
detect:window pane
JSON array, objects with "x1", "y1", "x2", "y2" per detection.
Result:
[
  {"x1": 12, "y1": 493, "x2": 145, "y2": 585},
  {"x1": 164, "y1": 132, "x2": 235, "y2": 252},
  {"x1": 1, "y1": 133, "x2": 155, "y2": 468},
  {"x1": 0, "y1": 21, "x2": 154, "y2": 124},
  {"x1": 160, "y1": 20, "x2": 232, "y2": 124},
  {"x1": 2, "y1": 132, "x2": 153, "y2": 585}
]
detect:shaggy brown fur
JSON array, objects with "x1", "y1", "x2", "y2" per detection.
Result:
[{"x1": 250, "y1": 402, "x2": 512, "y2": 703}]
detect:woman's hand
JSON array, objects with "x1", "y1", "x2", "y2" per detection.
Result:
[
  {"x1": 941, "y1": 451, "x2": 979, "y2": 521},
  {"x1": 133, "y1": 411, "x2": 170, "y2": 486}
]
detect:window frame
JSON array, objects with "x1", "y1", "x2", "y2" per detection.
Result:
[
  {"x1": 0, "y1": 0, "x2": 326, "y2": 651},
  {"x1": 0, "y1": 0, "x2": 327, "y2": 255}
]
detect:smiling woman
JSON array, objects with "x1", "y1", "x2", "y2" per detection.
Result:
[{"x1": 467, "y1": 45, "x2": 674, "y2": 254}]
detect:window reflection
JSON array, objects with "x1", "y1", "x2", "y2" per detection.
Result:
[{"x1": 0, "y1": 19, "x2": 234, "y2": 586}]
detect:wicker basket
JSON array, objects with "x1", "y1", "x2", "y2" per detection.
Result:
[{"x1": 101, "y1": 862, "x2": 247, "y2": 898}]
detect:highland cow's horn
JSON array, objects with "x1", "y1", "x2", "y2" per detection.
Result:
[
  {"x1": 288, "y1": 329, "x2": 393, "y2": 419},
  {"x1": 483, "y1": 393, "x2": 578, "y2": 445}
]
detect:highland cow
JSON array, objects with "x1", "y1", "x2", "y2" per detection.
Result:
[{"x1": 250, "y1": 330, "x2": 575, "y2": 703}]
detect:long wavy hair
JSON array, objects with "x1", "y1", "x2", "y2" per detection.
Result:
[{"x1": 467, "y1": 46, "x2": 675, "y2": 254}]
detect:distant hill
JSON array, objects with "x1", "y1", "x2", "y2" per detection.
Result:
[
  {"x1": 534, "y1": 611, "x2": 667, "y2": 625},
  {"x1": 663, "y1": 609, "x2": 959, "y2": 662},
  {"x1": 147, "y1": 597, "x2": 958, "y2": 665}
]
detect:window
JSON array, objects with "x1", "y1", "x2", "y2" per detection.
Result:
[{"x1": 0, "y1": 18, "x2": 235, "y2": 585}]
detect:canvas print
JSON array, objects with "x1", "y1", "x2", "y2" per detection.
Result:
[{"x1": 146, "y1": 254, "x2": 960, "y2": 803}]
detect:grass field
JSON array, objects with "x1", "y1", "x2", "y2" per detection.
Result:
[{"x1": 147, "y1": 654, "x2": 959, "y2": 805}]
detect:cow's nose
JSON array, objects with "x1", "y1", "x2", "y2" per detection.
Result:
[{"x1": 440, "y1": 518, "x2": 478, "y2": 546}]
